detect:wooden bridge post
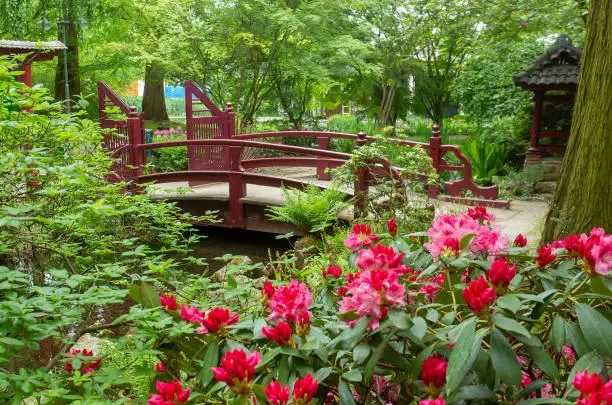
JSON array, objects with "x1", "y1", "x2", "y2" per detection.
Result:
[
  {"x1": 127, "y1": 106, "x2": 145, "y2": 180},
  {"x1": 427, "y1": 124, "x2": 441, "y2": 199},
  {"x1": 228, "y1": 146, "x2": 246, "y2": 228},
  {"x1": 354, "y1": 130, "x2": 369, "y2": 218},
  {"x1": 316, "y1": 136, "x2": 331, "y2": 180}
]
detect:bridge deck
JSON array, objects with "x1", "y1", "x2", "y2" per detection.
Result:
[{"x1": 148, "y1": 167, "x2": 547, "y2": 241}]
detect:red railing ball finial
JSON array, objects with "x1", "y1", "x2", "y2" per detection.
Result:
[
  {"x1": 432, "y1": 124, "x2": 441, "y2": 138},
  {"x1": 128, "y1": 106, "x2": 139, "y2": 116},
  {"x1": 226, "y1": 102, "x2": 233, "y2": 112},
  {"x1": 356, "y1": 130, "x2": 368, "y2": 149}
]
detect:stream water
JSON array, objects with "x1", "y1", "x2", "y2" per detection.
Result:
[{"x1": 191, "y1": 226, "x2": 294, "y2": 273}]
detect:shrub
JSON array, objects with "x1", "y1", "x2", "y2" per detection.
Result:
[{"x1": 128, "y1": 206, "x2": 611, "y2": 404}]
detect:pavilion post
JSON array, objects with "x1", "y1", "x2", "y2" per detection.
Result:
[{"x1": 525, "y1": 90, "x2": 544, "y2": 163}]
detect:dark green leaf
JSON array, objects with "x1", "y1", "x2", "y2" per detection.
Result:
[
  {"x1": 388, "y1": 309, "x2": 413, "y2": 330},
  {"x1": 565, "y1": 322, "x2": 590, "y2": 356},
  {"x1": 353, "y1": 343, "x2": 371, "y2": 365},
  {"x1": 524, "y1": 345, "x2": 560, "y2": 383},
  {"x1": 343, "y1": 369, "x2": 362, "y2": 382},
  {"x1": 496, "y1": 294, "x2": 521, "y2": 313},
  {"x1": 411, "y1": 317, "x2": 427, "y2": 340},
  {"x1": 492, "y1": 313, "x2": 531, "y2": 338},
  {"x1": 314, "y1": 367, "x2": 332, "y2": 383},
  {"x1": 338, "y1": 381, "x2": 355, "y2": 405},
  {"x1": 198, "y1": 340, "x2": 219, "y2": 387},
  {"x1": 490, "y1": 328, "x2": 521, "y2": 387},
  {"x1": 328, "y1": 316, "x2": 369, "y2": 350},
  {"x1": 576, "y1": 303, "x2": 612, "y2": 358},
  {"x1": 550, "y1": 315, "x2": 565, "y2": 353},
  {"x1": 364, "y1": 336, "x2": 389, "y2": 382},
  {"x1": 446, "y1": 318, "x2": 482, "y2": 395}
]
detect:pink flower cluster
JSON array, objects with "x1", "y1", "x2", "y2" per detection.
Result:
[
  {"x1": 425, "y1": 208, "x2": 508, "y2": 260},
  {"x1": 148, "y1": 380, "x2": 190, "y2": 405},
  {"x1": 267, "y1": 280, "x2": 313, "y2": 325},
  {"x1": 339, "y1": 245, "x2": 407, "y2": 330},
  {"x1": 344, "y1": 223, "x2": 379, "y2": 251},
  {"x1": 572, "y1": 370, "x2": 612, "y2": 405},
  {"x1": 179, "y1": 304, "x2": 239, "y2": 335},
  {"x1": 154, "y1": 126, "x2": 183, "y2": 138},
  {"x1": 64, "y1": 348, "x2": 101, "y2": 374},
  {"x1": 554, "y1": 227, "x2": 612, "y2": 276}
]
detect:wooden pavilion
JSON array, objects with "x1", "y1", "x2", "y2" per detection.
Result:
[
  {"x1": 513, "y1": 35, "x2": 581, "y2": 164},
  {"x1": 0, "y1": 40, "x2": 66, "y2": 87}
]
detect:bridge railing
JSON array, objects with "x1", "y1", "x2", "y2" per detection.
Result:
[
  {"x1": 131, "y1": 138, "x2": 403, "y2": 225},
  {"x1": 232, "y1": 127, "x2": 505, "y2": 207}
]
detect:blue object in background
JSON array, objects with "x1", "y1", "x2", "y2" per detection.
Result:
[{"x1": 165, "y1": 85, "x2": 185, "y2": 99}]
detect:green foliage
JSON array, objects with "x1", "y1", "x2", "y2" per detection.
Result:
[
  {"x1": 266, "y1": 184, "x2": 349, "y2": 233},
  {"x1": 0, "y1": 57, "x2": 210, "y2": 403},
  {"x1": 461, "y1": 132, "x2": 509, "y2": 185},
  {"x1": 327, "y1": 114, "x2": 380, "y2": 153},
  {"x1": 494, "y1": 166, "x2": 545, "y2": 199}
]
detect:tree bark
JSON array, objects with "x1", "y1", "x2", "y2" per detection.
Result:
[
  {"x1": 542, "y1": 0, "x2": 612, "y2": 242},
  {"x1": 142, "y1": 63, "x2": 169, "y2": 122},
  {"x1": 54, "y1": 20, "x2": 80, "y2": 106}
]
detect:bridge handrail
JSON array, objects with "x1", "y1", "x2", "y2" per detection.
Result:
[{"x1": 233, "y1": 130, "x2": 430, "y2": 150}]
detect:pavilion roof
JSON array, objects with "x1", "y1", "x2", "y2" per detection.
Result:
[
  {"x1": 0, "y1": 40, "x2": 66, "y2": 62},
  {"x1": 513, "y1": 35, "x2": 581, "y2": 91}
]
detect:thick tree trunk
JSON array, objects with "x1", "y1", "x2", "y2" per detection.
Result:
[
  {"x1": 142, "y1": 63, "x2": 169, "y2": 122},
  {"x1": 54, "y1": 21, "x2": 80, "y2": 107},
  {"x1": 542, "y1": 0, "x2": 612, "y2": 242}
]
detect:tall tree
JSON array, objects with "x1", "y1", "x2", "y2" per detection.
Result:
[{"x1": 542, "y1": 0, "x2": 612, "y2": 241}]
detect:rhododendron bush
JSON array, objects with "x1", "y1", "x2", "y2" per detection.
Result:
[{"x1": 121, "y1": 207, "x2": 611, "y2": 404}]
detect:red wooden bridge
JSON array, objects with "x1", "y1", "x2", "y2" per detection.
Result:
[{"x1": 98, "y1": 81, "x2": 509, "y2": 231}]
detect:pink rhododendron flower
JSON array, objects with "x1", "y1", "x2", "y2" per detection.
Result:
[
  {"x1": 212, "y1": 349, "x2": 261, "y2": 395},
  {"x1": 262, "y1": 321, "x2": 293, "y2": 347},
  {"x1": 371, "y1": 375, "x2": 399, "y2": 402},
  {"x1": 468, "y1": 205, "x2": 495, "y2": 224},
  {"x1": 573, "y1": 370, "x2": 612, "y2": 405},
  {"x1": 419, "y1": 398, "x2": 445, "y2": 405},
  {"x1": 513, "y1": 234, "x2": 528, "y2": 247},
  {"x1": 197, "y1": 308, "x2": 239, "y2": 334},
  {"x1": 265, "y1": 380, "x2": 290, "y2": 405},
  {"x1": 419, "y1": 273, "x2": 445, "y2": 302},
  {"x1": 462, "y1": 276, "x2": 496, "y2": 314},
  {"x1": 536, "y1": 245, "x2": 557, "y2": 268},
  {"x1": 422, "y1": 354, "x2": 447, "y2": 396},
  {"x1": 387, "y1": 218, "x2": 398, "y2": 236},
  {"x1": 340, "y1": 268, "x2": 405, "y2": 330},
  {"x1": 64, "y1": 349, "x2": 101, "y2": 374},
  {"x1": 344, "y1": 223, "x2": 379, "y2": 251},
  {"x1": 425, "y1": 213, "x2": 480, "y2": 259},
  {"x1": 160, "y1": 294, "x2": 178, "y2": 311},
  {"x1": 268, "y1": 280, "x2": 313, "y2": 324},
  {"x1": 180, "y1": 304, "x2": 205, "y2": 323},
  {"x1": 296, "y1": 311, "x2": 311, "y2": 337},
  {"x1": 471, "y1": 225, "x2": 509, "y2": 257},
  {"x1": 486, "y1": 258, "x2": 516, "y2": 293},
  {"x1": 356, "y1": 244, "x2": 410, "y2": 274},
  {"x1": 148, "y1": 380, "x2": 190, "y2": 405},
  {"x1": 562, "y1": 345, "x2": 576, "y2": 366},
  {"x1": 323, "y1": 265, "x2": 342, "y2": 279},
  {"x1": 155, "y1": 361, "x2": 166, "y2": 373},
  {"x1": 293, "y1": 373, "x2": 318, "y2": 405}
]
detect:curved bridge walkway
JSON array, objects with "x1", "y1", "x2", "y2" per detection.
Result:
[{"x1": 98, "y1": 81, "x2": 510, "y2": 232}]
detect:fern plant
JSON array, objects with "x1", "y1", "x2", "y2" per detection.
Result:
[
  {"x1": 265, "y1": 184, "x2": 349, "y2": 233},
  {"x1": 461, "y1": 132, "x2": 508, "y2": 185}
]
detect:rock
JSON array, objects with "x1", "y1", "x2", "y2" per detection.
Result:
[
  {"x1": 211, "y1": 256, "x2": 252, "y2": 282},
  {"x1": 535, "y1": 181, "x2": 557, "y2": 194}
]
